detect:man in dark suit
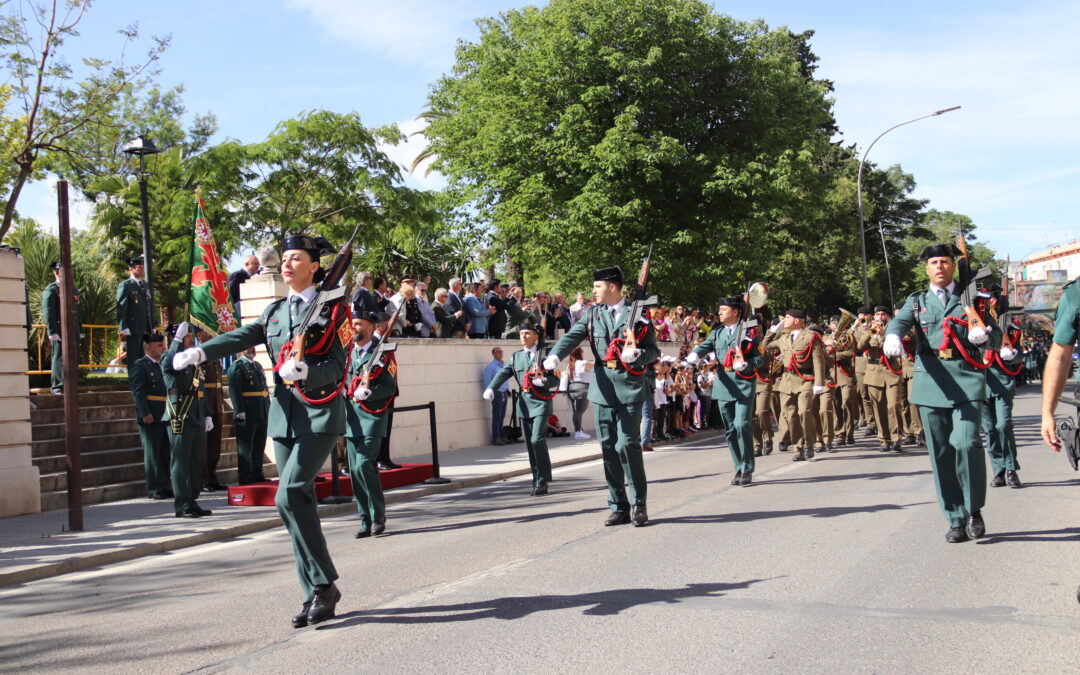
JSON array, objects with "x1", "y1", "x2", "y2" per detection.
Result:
[
  {"x1": 486, "y1": 280, "x2": 510, "y2": 339},
  {"x1": 228, "y1": 255, "x2": 260, "y2": 320},
  {"x1": 372, "y1": 277, "x2": 390, "y2": 312},
  {"x1": 447, "y1": 277, "x2": 468, "y2": 337},
  {"x1": 351, "y1": 270, "x2": 380, "y2": 318}
]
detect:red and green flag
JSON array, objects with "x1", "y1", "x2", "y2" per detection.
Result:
[{"x1": 187, "y1": 194, "x2": 238, "y2": 336}]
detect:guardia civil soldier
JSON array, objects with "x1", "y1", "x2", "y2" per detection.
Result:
[
  {"x1": 228, "y1": 346, "x2": 269, "y2": 484},
  {"x1": 163, "y1": 322, "x2": 212, "y2": 518},
  {"x1": 984, "y1": 302, "x2": 1024, "y2": 488},
  {"x1": 859, "y1": 306, "x2": 905, "y2": 452},
  {"x1": 345, "y1": 312, "x2": 396, "y2": 537},
  {"x1": 760, "y1": 309, "x2": 826, "y2": 461},
  {"x1": 485, "y1": 321, "x2": 561, "y2": 495},
  {"x1": 42, "y1": 261, "x2": 83, "y2": 393},
  {"x1": 885, "y1": 243, "x2": 1001, "y2": 543},
  {"x1": 117, "y1": 257, "x2": 156, "y2": 367},
  {"x1": 543, "y1": 266, "x2": 660, "y2": 527},
  {"x1": 1041, "y1": 275, "x2": 1080, "y2": 451},
  {"x1": 129, "y1": 332, "x2": 171, "y2": 499},
  {"x1": 172, "y1": 234, "x2": 348, "y2": 627},
  {"x1": 687, "y1": 296, "x2": 762, "y2": 485}
]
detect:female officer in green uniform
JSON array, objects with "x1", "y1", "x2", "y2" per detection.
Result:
[{"x1": 172, "y1": 235, "x2": 349, "y2": 628}]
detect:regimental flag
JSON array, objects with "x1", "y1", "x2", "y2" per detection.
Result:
[{"x1": 187, "y1": 194, "x2": 238, "y2": 336}]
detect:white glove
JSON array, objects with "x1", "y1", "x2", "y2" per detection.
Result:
[
  {"x1": 769, "y1": 323, "x2": 780, "y2": 334},
  {"x1": 686, "y1": 352, "x2": 700, "y2": 365},
  {"x1": 1000, "y1": 346, "x2": 1017, "y2": 360},
  {"x1": 119, "y1": 328, "x2": 131, "y2": 337},
  {"x1": 621, "y1": 346, "x2": 641, "y2": 362},
  {"x1": 235, "y1": 412, "x2": 247, "y2": 422},
  {"x1": 531, "y1": 376, "x2": 546, "y2": 387},
  {"x1": 48, "y1": 333, "x2": 60, "y2": 342},
  {"x1": 173, "y1": 321, "x2": 189, "y2": 342},
  {"x1": 968, "y1": 326, "x2": 989, "y2": 344},
  {"x1": 204, "y1": 417, "x2": 214, "y2": 432},
  {"x1": 482, "y1": 388, "x2": 495, "y2": 401},
  {"x1": 733, "y1": 360, "x2": 747, "y2": 372},
  {"x1": 707, "y1": 352, "x2": 717, "y2": 362},
  {"x1": 278, "y1": 358, "x2": 309, "y2": 382},
  {"x1": 882, "y1": 333, "x2": 903, "y2": 358},
  {"x1": 812, "y1": 385, "x2": 826, "y2": 395},
  {"x1": 172, "y1": 347, "x2": 206, "y2": 371},
  {"x1": 353, "y1": 386, "x2": 372, "y2": 402},
  {"x1": 414, "y1": 322, "x2": 423, "y2": 331},
  {"x1": 543, "y1": 354, "x2": 560, "y2": 370}
]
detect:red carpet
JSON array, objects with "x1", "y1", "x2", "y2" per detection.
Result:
[{"x1": 227, "y1": 463, "x2": 435, "y2": 506}]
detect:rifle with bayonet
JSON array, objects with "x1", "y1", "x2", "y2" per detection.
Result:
[
  {"x1": 361, "y1": 304, "x2": 400, "y2": 389},
  {"x1": 955, "y1": 227, "x2": 993, "y2": 334},
  {"x1": 623, "y1": 244, "x2": 658, "y2": 351}
]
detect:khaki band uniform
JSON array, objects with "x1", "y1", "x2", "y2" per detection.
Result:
[
  {"x1": 761, "y1": 327, "x2": 825, "y2": 456},
  {"x1": 857, "y1": 328, "x2": 904, "y2": 447}
]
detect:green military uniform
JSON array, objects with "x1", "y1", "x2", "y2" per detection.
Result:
[
  {"x1": 228, "y1": 354, "x2": 270, "y2": 484},
  {"x1": 129, "y1": 352, "x2": 170, "y2": 497},
  {"x1": 42, "y1": 279, "x2": 83, "y2": 393},
  {"x1": 887, "y1": 285, "x2": 1000, "y2": 531},
  {"x1": 549, "y1": 301, "x2": 660, "y2": 514},
  {"x1": 486, "y1": 346, "x2": 560, "y2": 491},
  {"x1": 693, "y1": 322, "x2": 762, "y2": 478},
  {"x1": 761, "y1": 324, "x2": 826, "y2": 460},
  {"x1": 117, "y1": 276, "x2": 156, "y2": 367},
  {"x1": 983, "y1": 332, "x2": 1023, "y2": 478},
  {"x1": 198, "y1": 290, "x2": 348, "y2": 601},
  {"x1": 162, "y1": 339, "x2": 209, "y2": 515},
  {"x1": 344, "y1": 336, "x2": 396, "y2": 527}
]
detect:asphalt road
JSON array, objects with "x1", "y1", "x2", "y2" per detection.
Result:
[{"x1": 2, "y1": 385, "x2": 1078, "y2": 673}]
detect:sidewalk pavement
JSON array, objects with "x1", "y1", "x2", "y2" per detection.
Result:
[{"x1": 0, "y1": 428, "x2": 718, "y2": 587}]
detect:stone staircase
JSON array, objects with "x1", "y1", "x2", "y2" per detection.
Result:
[{"x1": 31, "y1": 389, "x2": 278, "y2": 511}]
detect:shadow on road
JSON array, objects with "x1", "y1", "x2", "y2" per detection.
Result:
[
  {"x1": 651, "y1": 502, "x2": 932, "y2": 525},
  {"x1": 755, "y1": 470, "x2": 931, "y2": 486},
  {"x1": 319, "y1": 578, "x2": 774, "y2": 627},
  {"x1": 391, "y1": 507, "x2": 605, "y2": 536},
  {"x1": 975, "y1": 526, "x2": 1080, "y2": 544}
]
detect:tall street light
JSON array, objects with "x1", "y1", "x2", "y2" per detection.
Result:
[
  {"x1": 856, "y1": 106, "x2": 961, "y2": 306},
  {"x1": 122, "y1": 135, "x2": 161, "y2": 298}
]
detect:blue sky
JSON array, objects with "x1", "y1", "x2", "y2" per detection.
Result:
[{"x1": 18, "y1": 0, "x2": 1080, "y2": 263}]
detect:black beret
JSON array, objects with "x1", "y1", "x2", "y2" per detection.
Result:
[
  {"x1": 283, "y1": 235, "x2": 335, "y2": 258},
  {"x1": 874, "y1": 305, "x2": 889, "y2": 314},
  {"x1": 920, "y1": 243, "x2": 962, "y2": 260},
  {"x1": 142, "y1": 331, "x2": 165, "y2": 344},
  {"x1": 785, "y1": 309, "x2": 805, "y2": 319},
  {"x1": 127, "y1": 256, "x2": 144, "y2": 267},
  {"x1": 857, "y1": 305, "x2": 872, "y2": 315},
  {"x1": 718, "y1": 296, "x2": 744, "y2": 309},
  {"x1": 49, "y1": 260, "x2": 61, "y2": 270},
  {"x1": 593, "y1": 266, "x2": 623, "y2": 283}
]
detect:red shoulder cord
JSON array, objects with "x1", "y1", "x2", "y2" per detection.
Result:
[
  {"x1": 346, "y1": 351, "x2": 397, "y2": 414},
  {"x1": 275, "y1": 302, "x2": 352, "y2": 404},
  {"x1": 879, "y1": 353, "x2": 903, "y2": 375},
  {"x1": 720, "y1": 348, "x2": 757, "y2": 380},
  {"x1": 788, "y1": 332, "x2": 821, "y2": 381},
  {"x1": 603, "y1": 323, "x2": 650, "y2": 376},
  {"x1": 940, "y1": 316, "x2": 992, "y2": 370}
]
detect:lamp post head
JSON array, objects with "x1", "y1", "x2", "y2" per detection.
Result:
[
  {"x1": 122, "y1": 136, "x2": 160, "y2": 157},
  {"x1": 933, "y1": 106, "x2": 962, "y2": 116}
]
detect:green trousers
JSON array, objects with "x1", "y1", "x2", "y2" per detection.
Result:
[
  {"x1": 168, "y1": 419, "x2": 206, "y2": 514},
  {"x1": 719, "y1": 398, "x2": 755, "y2": 474},
  {"x1": 50, "y1": 339, "x2": 64, "y2": 393},
  {"x1": 139, "y1": 421, "x2": 170, "y2": 496},
  {"x1": 346, "y1": 434, "x2": 386, "y2": 525},
  {"x1": 274, "y1": 433, "x2": 339, "y2": 601},
  {"x1": 520, "y1": 406, "x2": 552, "y2": 488},
  {"x1": 982, "y1": 395, "x2": 1019, "y2": 474},
  {"x1": 920, "y1": 401, "x2": 986, "y2": 528},
  {"x1": 124, "y1": 334, "x2": 144, "y2": 373},
  {"x1": 594, "y1": 402, "x2": 647, "y2": 511},
  {"x1": 235, "y1": 416, "x2": 268, "y2": 484}
]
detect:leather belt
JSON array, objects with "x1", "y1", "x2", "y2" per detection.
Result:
[
  {"x1": 146, "y1": 395, "x2": 166, "y2": 402},
  {"x1": 242, "y1": 391, "x2": 269, "y2": 397},
  {"x1": 204, "y1": 383, "x2": 222, "y2": 388}
]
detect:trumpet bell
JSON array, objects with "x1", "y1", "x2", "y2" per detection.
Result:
[{"x1": 747, "y1": 282, "x2": 769, "y2": 310}]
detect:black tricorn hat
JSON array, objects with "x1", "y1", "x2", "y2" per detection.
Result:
[
  {"x1": 127, "y1": 256, "x2": 144, "y2": 267},
  {"x1": 49, "y1": 260, "x2": 61, "y2": 271},
  {"x1": 142, "y1": 331, "x2": 165, "y2": 344},
  {"x1": 593, "y1": 266, "x2": 623, "y2": 283},
  {"x1": 785, "y1": 308, "x2": 806, "y2": 319},
  {"x1": 283, "y1": 235, "x2": 335, "y2": 258},
  {"x1": 920, "y1": 243, "x2": 962, "y2": 260},
  {"x1": 717, "y1": 296, "x2": 744, "y2": 309}
]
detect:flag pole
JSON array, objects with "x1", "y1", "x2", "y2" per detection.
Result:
[{"x1": 184, "y1": 185, "x2": 201, "y2": 324}]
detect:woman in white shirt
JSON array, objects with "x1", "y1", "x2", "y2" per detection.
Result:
[{"x1": 560, "y1": 347, "x2": 593, "y2": 439}]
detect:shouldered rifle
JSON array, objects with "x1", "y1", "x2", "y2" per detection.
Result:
[
  {"x1": 624, "y1": 244, "x2": 658, "y2": 349},
  {"x1": 361, "y1": 332, "x2": 398, "y2": 389},
  {"x1": 285, "y1": 224, "x2": 361, "y2": 363},
  {"x1": 955, "y1": 229, "x2": 992, "y2": 332}
]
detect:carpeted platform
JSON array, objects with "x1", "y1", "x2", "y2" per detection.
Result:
[{"x1": 226, "y1": 463, "x2": 435, "y2": 506}]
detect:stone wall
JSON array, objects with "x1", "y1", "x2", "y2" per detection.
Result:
[{"x1": 0, "y1": 248, "x2": 38, "y2": 517}]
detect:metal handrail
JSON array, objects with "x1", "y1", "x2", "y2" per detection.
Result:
[{"x1": 25, "y1": 324, "x2": 154, "y2": 375}]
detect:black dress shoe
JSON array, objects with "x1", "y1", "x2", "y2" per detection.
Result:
[
  {"x1": 904, "y1": 434, "x2": 917, "y2": 446},
  {"x1": 192, "y1": 504, "x2": 213, "y2": 516},
  {"x1": 990, "y1": 471, "x2": 1006, "y2": 488},
  {"x1": 945, "y1": 526, "x2": 969, "y2": 543},
  {"x1": 355, "y1": 526, "x2": 372, "y2": 539},
  {"x1": 805, "y1": 446, "x2": 815, "y2": 460},
  {"x1": 376, "y1": 462, "x2": 392, "y2": 471},
  {"x1": 605, "y1": 510, "x2": 630, "y2": 526},
  {"x1": 631, "y1": 505, "x2": 648, "y2": 527},
  {"x1": 763, "y1": 442, "x2": 773, "y2": 455},
  {"x1": 778, "y1": 443, "x2": 789, "y2": 453},
  {"x1": 383, "y1": 460, "x2": 402, "y2": 469},
  {"x1": 292, "y1": 600, "x2": 312, "y2": 628},
  {"x1": 966, "y1": 510, "x2": 985, "y2": 539},
  {"x1": 846, "y1": 434, "x2": 855, "y2": 445},
  {"x1": 532, "y1": 482, "x2": 549, "y2": 496},
  {"x1": 1006, "y1": 470, "x2": 1021, "y2": 488},
  {"x1": 307, "y1": 583, "x2": 341, "y2": 625},
  {"x1": 892, "y1": 441, "x2": 904, "y2": 453},
  {"x1": 740, "y1": 472, "x2": 752, "y2": 487},
  {"x1": 373, "y1": 519, "x2": 386, "y2": 535},
  {"x1": 754, "y1": 448, "x2": 762, "y2": 457},
  {"x1": 879, "y1": 443, "x2": 891, "y2": 452},
  {"x1": 731, "y1": 472, "x2": 742, "y2": 485},
  {"x1": 917, "y1": 434, "x2": 926, "y2": 446},
  {"x1": 792, "y1": 452, "x2": 805, "y2": 462},
  {"x1": 175, "y1": 508, "x2": 201, "y2": 518}
]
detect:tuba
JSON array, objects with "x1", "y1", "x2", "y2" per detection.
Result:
[{"x1": 834, "y1": 307, "x2": 857, "y2": 350}]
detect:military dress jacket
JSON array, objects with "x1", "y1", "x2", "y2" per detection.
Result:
[
  {"x1": 692, "y1": 324, "x2": 762, "y2": 402},
  {"x1": 228, "y1": 356, "x2": 270, "y2": 421},
  {"x1": 162, "y1": 341, "x2": 208, "y2": 425},
  {"x1": 887, "y1": 289, "x2": 1001, "y2": 407},
  {"x1": 831, "y1": 342, "x2": 855, "y2": 387},
  {"x1": 116, "y1": 277, "x2": 155, "y2": 336},
  {"x1": 761, "y1": 328, "x2": 825, "y2": 395},
  {"x1": 486, "y1": 348, "x2": 560, "y2": 419},
  {"x1": 129, "y1": 355, "x2": 167, "y2": 423},
  {"x1": 344, "y1": 337, "x2": 397, "y2": 438},
  {"x1": 198, "y1": 296, "x2": 348, "y2": 438},
  {"x1": 42, "y1": 281, "x2": 83, "y2": 337},
  {"x1": 550, "y1": 304, "x2": 660, "y2": 406},
  {"x1": 857, "y1": 331, "x2": 904, "y2": 388}
]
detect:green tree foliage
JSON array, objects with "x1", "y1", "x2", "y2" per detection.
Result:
[{"x1": 421, "y1": 0, "x2": 835, "y2": 304}]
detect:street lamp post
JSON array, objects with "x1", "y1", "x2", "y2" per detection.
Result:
[
  {"x1": 856, "y1": 106, "x2": 961, "y2": 306},
  {"x1": 122, "y1": 136, "x2": 161, "y2": 297}
]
